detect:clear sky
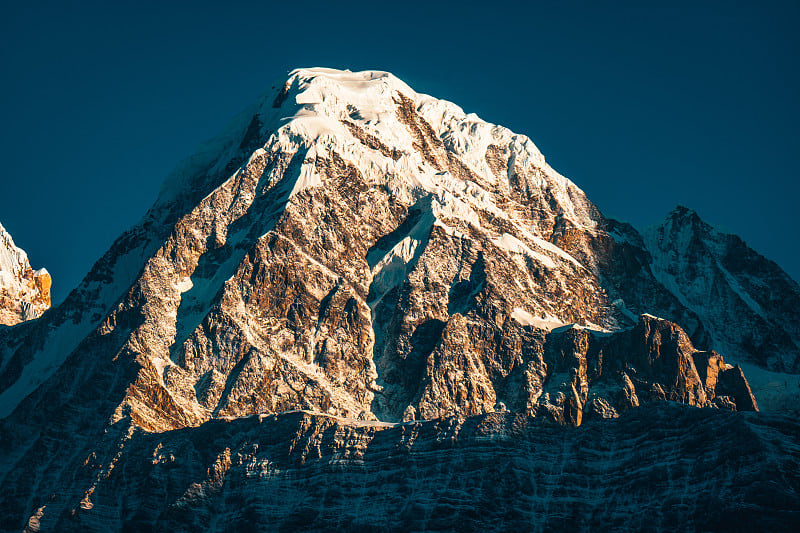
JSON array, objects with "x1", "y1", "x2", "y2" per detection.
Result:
[{"x1": 1, "y1": 1, "x2": 798, "y2": 304}]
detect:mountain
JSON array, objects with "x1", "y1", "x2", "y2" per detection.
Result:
[
  {"x1": 0, "y1": 68, "x2": 797, "y2": 531},
  {"x1": 0, "y1": 222, "x2": 50, "y2": 326}
]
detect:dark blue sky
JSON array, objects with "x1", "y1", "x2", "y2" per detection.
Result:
[{"x1": 2, "y1": 1, "x2": 798, "y2": 304}]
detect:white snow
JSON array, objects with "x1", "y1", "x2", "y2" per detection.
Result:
[
  {"x1": 290, "y1": 145, "x2": 324, "y2": 197},
  {"x1": 528, "y1": 234, "x2": 586, "y2": 270},
  {"x1": 370, "y1": 236, "x2": 423, "y2": 296},
  {"x1": 583, "y1": 320, "x2": 611, "y2": 333},
  {"x1": 269, "y1": 67, "x2": 601, "y2": 244},
  {"x1": 510, "y1": 307, "x2": 565, "y2": 331},
  {"x1": 0, "y1": 271, "x2": 15, "y2": 290},
  {"x1": 492, "y1": 233, "x2": 557, "y2": 269},
  {"x1": 151, "y1": 356, "x2": 170, "y2": 379},
  {"x1": 175, "y1": 277, "x2": 193, "y2": 294},
  {"x1": 713, "y1": 257, "x2": 768, "y2": 321}
]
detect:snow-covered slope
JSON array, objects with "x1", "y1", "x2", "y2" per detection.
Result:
[
  {"x1": 0, "y1": 222, "x2": 50, "y2": 326},
  {"x1": 0, "y1": 68, "x2": 797, "y2": 531}
]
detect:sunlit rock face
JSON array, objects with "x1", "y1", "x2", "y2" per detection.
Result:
[
  {"x1": 0, "y1": 68, "x2": 796, "y2": 531},
  {"x1": 0, "y1": 222, "x2": 50, "y2": 326}
]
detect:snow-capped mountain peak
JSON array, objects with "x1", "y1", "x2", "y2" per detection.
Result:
[{"x1": 0, "y1": 66, "x2": 797, "y2": 531}]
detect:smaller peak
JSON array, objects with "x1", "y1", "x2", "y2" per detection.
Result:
[
  {"x1": 669, "y1": 205, "x2": 699, "y2": 219},
  {"x1": 663, "y1": 205, "x2": 709, "y2": 231}
]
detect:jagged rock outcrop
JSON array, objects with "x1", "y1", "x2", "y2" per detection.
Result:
[
  {"x1": 530, "y1": 314, "x2": 757, "y2": 426},
  {"x1": 0, "y1": 222, "x2": 50, "y2": 326},
  {"x1": 0, "y1": 68, "x2": 796, "y2": 531}
]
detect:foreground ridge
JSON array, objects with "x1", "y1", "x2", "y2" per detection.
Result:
[{"x1": 21, "y1": 405, "x2": 800, "y2": 532}]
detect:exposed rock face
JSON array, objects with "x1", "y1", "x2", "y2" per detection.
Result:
[
  {"x1": 0, "y1": 222, "x2": 50, "y2": 326},
  {"x1": 0, "y1": 68, "x2": 796, "y2": 530}
]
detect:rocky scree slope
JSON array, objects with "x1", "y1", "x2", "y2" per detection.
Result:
[
  {"x1": 0, "y1": 222, "x2": 50, "y2": 326},
  {"x1": 0, "y1": 68, "x2": 797, "y2": 531}
]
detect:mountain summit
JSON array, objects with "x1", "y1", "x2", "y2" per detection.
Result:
[{"x1": 0, "y1": 68, "x2": 797, "y2": 531}]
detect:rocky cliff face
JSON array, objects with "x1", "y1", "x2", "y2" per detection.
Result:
[
  {"x1": 0, "y1": 68, "x2": 797, "y2": 531},
  {"x1": 0, "y1": 223, "x2": 50, "y2": 326}
]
